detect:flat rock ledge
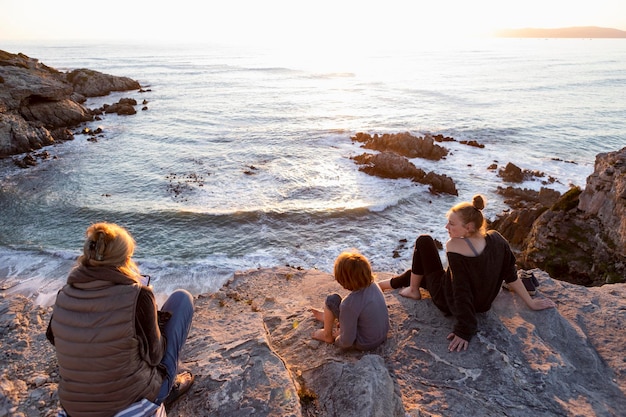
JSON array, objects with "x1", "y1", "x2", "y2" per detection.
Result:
[{"x1": 1, "y1": 267, "x2": 625, "y2": 417}]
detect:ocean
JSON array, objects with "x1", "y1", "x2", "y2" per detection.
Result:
[{"x1": 1, "y1": 38, "x2": 625, "y2": 306}]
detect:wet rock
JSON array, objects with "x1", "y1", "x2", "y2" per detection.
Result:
[
  {"x1": 498, "y1": 162, "x2": 557, "y2": 185},
  {"x1": 498, "y1": 162, "x2": 524, "y2": 182},
  {"x1": 351, "y1": 131, "x2": 448, "y2": 161},
  {"x1": 352, "y1": 152, "x2": 457, "y2": 196}
]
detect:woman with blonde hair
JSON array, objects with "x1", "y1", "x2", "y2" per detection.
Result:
[
  {"x1": 47, "y1": 222, "x2": 195, "y2": 417},
  {"x1": 379, "y1": 195, "x2": 555, "y2": 352},
  {"x1": 311, "y1": 251, "x2": 389, "y2": 351}
]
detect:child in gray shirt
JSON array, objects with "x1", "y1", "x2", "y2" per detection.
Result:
[{"x1": 311, "y1": 251, "x2": 390, "y2": 351}]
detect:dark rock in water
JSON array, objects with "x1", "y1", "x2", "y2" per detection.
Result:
[
  {"x1": 498, "y1": 162, "x2": 524, "y2": 182},
  {"x1": 348, "y1": 131, "x2": 460, "y2": 195},
  {"x1": 422, "y1": 171, "x2": 457, "y2": 196},
  {"x1": 352, "y1": 151, "x2": 457, "y2": 196},
  {"x1": 498, "y1": 162, "x2": 557, "y2": 185},
  {"x1": 103, "y1": 100, "x2": 137, "y2": 115},
  {"x1": 13, "y1": 153, "x2": 37, "y2": 168},
  {"x1": 353, "y1": 151, "x2": 426, "y2": 180},
  {"x1": 351, "y1": 131, "x2": 448, "y2": 161},
  {"x1": 459, "y1": 139, "x2": 484, "y2": 148}
]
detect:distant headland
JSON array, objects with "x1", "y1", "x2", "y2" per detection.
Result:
[{"x1": 494, "y1": 26, "x2": 626, "y2": 38}]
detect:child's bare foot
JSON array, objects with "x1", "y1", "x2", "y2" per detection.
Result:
[
  {"x1": 377, "y1": 279, "x2": 392, "y2": 291},
  {"x1": 312, "y1": 328, "x2": 335, "y2": 344},
  {"x1": 399, "y1": 286, "x2": 422, "y2": 300},
  {"x1": 310, "y1": 308, "x2": 324, "y2": 322}
]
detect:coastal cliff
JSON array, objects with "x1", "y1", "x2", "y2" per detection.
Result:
[
  {"x1": 517, "y1": 147, "x2": 626, "y2": 286},
  {"x1": 1, "y1": 267, "x2": 625, "y2": 416},
  {"x1": 0, "y1": 49, "x2": 141, "y2": 158},
  {"x1": 1, "y1": 50, "x2": 625, "y2": 417}
]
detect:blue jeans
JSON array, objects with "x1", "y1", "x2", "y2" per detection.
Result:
[{"x1": 154, "y1": 289, "x2": 194, "y2": 404}]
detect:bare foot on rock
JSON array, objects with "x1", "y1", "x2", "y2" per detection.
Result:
[
  {"x1": 310, "y1": 308, "x2": 324, "y2": 322},
  {"x1": 312, "y1": 329, "x2": 335, "y2": 344},
  {"x1": 399, "y1": 286, "x2": 422, "y2": 300}
]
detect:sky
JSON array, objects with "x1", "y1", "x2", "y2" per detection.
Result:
[{"x1": 1, "y1": 0, "x2": 626, "y2": 49}]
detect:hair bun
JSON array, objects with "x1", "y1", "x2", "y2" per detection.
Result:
[{"x1": 472, "y1": 194, "x2": 485, "y2": 211}]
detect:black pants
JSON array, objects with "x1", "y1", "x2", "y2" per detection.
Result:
[
  {"x1": 390, "y1": 235, "x2": 444, "y2": 288},
  {"x1": 389, "y1": 235, "x2": 450, "y2": 314}
]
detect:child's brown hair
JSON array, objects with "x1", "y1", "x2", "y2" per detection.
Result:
[{"x1": 333, "y1": 251, "x2": 374, "y2": 291}]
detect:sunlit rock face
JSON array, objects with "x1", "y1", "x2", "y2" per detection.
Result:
[
  {"x1": 578, "y1": 147, "x2": 626, "y2": 258},
  {"x1": 520, "y1": 147, "x2": 626, "y2": 286}
]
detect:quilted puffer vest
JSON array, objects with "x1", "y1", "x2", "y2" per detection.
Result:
[{"x1": 51, "y1": 266, "x2": 163, "y2": 417}]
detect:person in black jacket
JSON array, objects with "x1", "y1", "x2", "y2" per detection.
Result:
[{"x1": 378, "y1": 195, "x2": 555, "y2": 352}]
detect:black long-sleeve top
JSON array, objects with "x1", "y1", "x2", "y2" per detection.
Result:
[{"x1": 444, "y1": 230, "x2": 518, "y2": 341}]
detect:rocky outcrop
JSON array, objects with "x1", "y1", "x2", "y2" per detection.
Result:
[
  {"x1": 0, "y1": 49, "x2": 141, "y2": 157},
  {"x1": 1, "y1": 267, "x2": 625, "y2": 417},
  {"x1": 497, "y1": 162, "x2": 558, "y2": 185},
  {"x1": 352, "y1": 151, "x2": 458, "y2": 195},
  {"x1": 350, "y1": 132, "x2": 458, "y2": 195},
  {"x1": 517, "y1": 147, "x2": 626, "y2": 286},
  {"x1": 578, "y1": 148, "x2": 626, "y2": 257},
  {"x1": 65, "y1": 69, "x2": 140, "y2": 97},
  {"x1": 351, "y1": 131, "x2": 449, "y2": 161},
  {"x1": 490, "y1": 186, "x2": 562, "y2": 247}
]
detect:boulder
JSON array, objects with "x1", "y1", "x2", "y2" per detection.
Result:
[
  {"x1": 102, "y1": 98, "x2": 138, "y2": 115},
  {"x1": 499, "y1": 162, "x2": 524, "y2": 182},
  {"x1": 498, "y1": 162, "x2": 557, "y2": 185},
  {"x1": 353, "y1": 151, "x2": 426, "y2": 180}
]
